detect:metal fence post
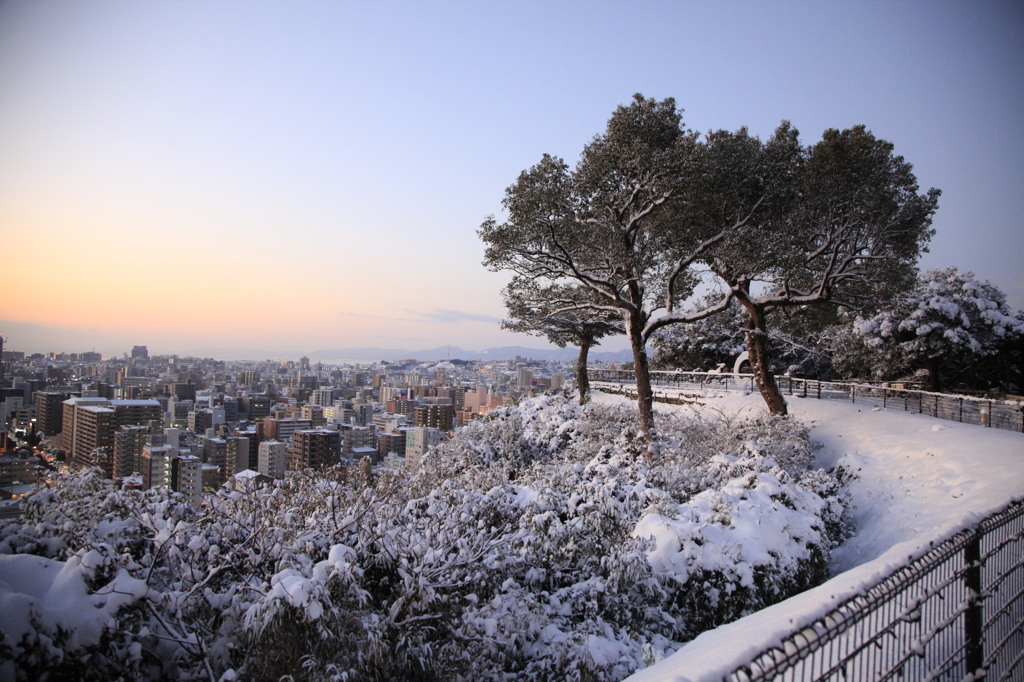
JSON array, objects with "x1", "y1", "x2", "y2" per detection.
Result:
[{"x1": 964, "y1": 530, "x2": 984, "y2": 679}]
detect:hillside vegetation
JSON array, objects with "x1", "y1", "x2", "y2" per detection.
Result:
[{"x1": 0, "y1": 395, "x2": 847, "y2": 681}]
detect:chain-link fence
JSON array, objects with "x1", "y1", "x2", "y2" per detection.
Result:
[{"x1": 726, "y1": 499, "x2": 1024, "y2": 681}]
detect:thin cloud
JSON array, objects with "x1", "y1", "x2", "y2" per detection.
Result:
[
  {"x1": 337, "y1": 311, "x2": 421, "y2": 323},
  {"x1": 336, "y1": 309, "x2": 501, "y2": 324},
  {"x1": 407, "y1": 308, "x2": 503, "y2": 325}
]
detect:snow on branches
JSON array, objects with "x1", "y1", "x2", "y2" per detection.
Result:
[
  {"x1": 0, "y1": 396, "x2": 848, "y2": 681},
  {"x1": 853, "y1": 267, "x2": 1024, "y2": 390}
]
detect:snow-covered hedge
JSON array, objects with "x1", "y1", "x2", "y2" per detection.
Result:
[{"x1": 0, "y1": 395, "x2": 848, "y2": 681}]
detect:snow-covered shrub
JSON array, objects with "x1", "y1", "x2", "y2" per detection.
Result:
[
  {"x1": 635, "y1": 452, "x2": 839, "y2": 638},
  {"x1": 852, "y1": 267, "x2": 1024, "y2": 391},
  {"x1": 0, "y1": 395, "x2": 849, "y2": 681}
]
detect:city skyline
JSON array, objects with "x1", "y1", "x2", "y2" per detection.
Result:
[{"x1": 2, "y1": 1, "x2": 1022, "y2": 358}]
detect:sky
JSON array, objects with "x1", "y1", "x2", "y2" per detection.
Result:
[{"x1": 1, "y1": 0, "x2": 1022, "y2": 360}]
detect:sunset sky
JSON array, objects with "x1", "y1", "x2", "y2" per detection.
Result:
[{"x1": 1, "y1": 1, "x2": 1021, "y2": 359}]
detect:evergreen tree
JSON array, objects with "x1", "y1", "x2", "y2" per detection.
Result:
[
  {"x1": 501, "y1": 278, "x2": 621, "y2": 404},
  {"x1": 853, "y1": 267, "x2": 1024, "y2": 391}
]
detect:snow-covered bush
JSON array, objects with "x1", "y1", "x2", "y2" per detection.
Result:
[
  {"x1": 0, "y1": 395, "x2": 848, "y2": 681},
  {"x1": 852, "y1": 267, "x2": 1024, "y2": 391}
]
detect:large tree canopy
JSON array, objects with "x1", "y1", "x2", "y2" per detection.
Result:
[
  {"x1": 481, "y1": 95, "x2": 745, "y2": 456},
  {"x1": 481, "y1": 94, "x2": 939, "y2": 454},
  {"x1": 700, "y1": 125, "x2": 940, "y2": 413}
]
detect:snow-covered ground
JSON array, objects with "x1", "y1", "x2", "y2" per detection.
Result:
[
  {"x1": 622, "y1": 388, "x2": 1024, "y2": 682},
  {"x1": 2, "y1": 389, "x2": 1019, "y2": 680}
]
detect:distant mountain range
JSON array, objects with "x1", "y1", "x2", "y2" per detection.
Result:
[
  {"x1": 301, "y1": 345, "x2": 636, "y2": 364},
  {"x1": 173, "y1": 345, "x2": 636, "y2": 364}
]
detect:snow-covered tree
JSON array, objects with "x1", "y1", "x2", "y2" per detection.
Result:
[
  {"x1": 651, "y1": 296, "x2": 747, "y2": 371},
  {"x1": 501, "y1": 278, "x2": 622, "y2": 404},
  {"x1": 481, "y1": 96, "x2": 780, "y2": 456},
  {"x1": 853, "y1": 267, "x2": 1024, "y2": 391},
  {"x1": 652, "y1": 297, "x2": 843, "y2": 379},
  {"x1": 702, "y1": 125, "x2": 939, "y2": 413},
  {"x1": 483, "y1": 94, "x2": 938, "y2": 437}
]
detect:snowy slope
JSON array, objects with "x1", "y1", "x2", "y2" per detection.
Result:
[{"x1": 622, "y1": 390, "x2": 1024, "y2": 682}]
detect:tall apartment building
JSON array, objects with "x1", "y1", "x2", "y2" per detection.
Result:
[
  {"x1": 456, "y1": 410, "x2": 482, "y2": 428},
  {"x1": 203, "y1": 437, "x2": 229, "y2": 484},
  {"x1": 404, "y1": 427, "x2": 443, "y2": 469},
  {"x1": 112, "y1": 424, "x2": 151, "y2": 479},
  {"x1": 257, "y1": 440, "x2": 287, "y2": 479},
  {"x1": 353, "y1": 403, "x2": 373, "y2": 426},
  {"x1": 220, "y1": 397, "x2": 238, "y2": 424},
  {"x1": 209, "y1": 405, "x2": 226, "y2": 427},
  {"x1": 171, "y1": 455, "x2": 202, "y2": 508},
  {"x1": 60, "y1": 396, "x2": 110, "y2": 454},
  {"x1": 300, "y1": 404, "x2": 326, "y2": 427},
  {"x1": 234, "y1": 426, "x2": 260, "y2": 471},
  {"x1": 387, "y1": 399, "x2": 417, "y2": 421},
  {"x1": 310, "y1": 388, "x2": 339, "y2": 407},
  {"x1": 377, "y1": 431, "x2": 407, "y2": 459},
  {"x1": 166, "y1": 397, "x2": 192, "y2": 427},
  {"x1": 322, "y1": 405, "x2": 346, "y2": 425},
  {"x1": 435, "y1": 387, "x2": 458, "y2": 407},
  {"x1": 188, "y1": 409, "x2": 214, "y2": 434},
  {"x1": 112, "y1": 400, "x2": 162, "y2": 429},
  {"x1": 167, "y1": 381, "x2": 196, "y2": 402},
  {"x1": 243, "y1": 394, "x2": 272, "y2": 420},
  {"x1": 414, "y1": 403, "x2": 454, "y2": 432},
  {"x1": 142, "y1": 441, "x2": 174, "y2": 490},
  {"x1": 287, "y1": 429, "x2": 341, "y2": 471},
  {"x1": 33, "y1": 391, "x2": 70, "y2": 438},
  {"x1": 73, "y1": 405, "x2": 116, "y2": 473},
  {"x1": 263, "y1": 417, "x2": 312, "y2": 444},
  {"x1": 379, "y1": 386, "x2": 411, "y2": 403},
  {"x1": 341, "y1": 425, "x2": 376, "y2": 457},
  {"x1": 372, "y1": 413, "x2": 407, "y2": 433},
  {"x1": 226, "y1": 435, "x2": 250, "y2": 474}
]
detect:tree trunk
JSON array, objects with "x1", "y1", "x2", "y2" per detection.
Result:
[
  {"x1": 740, "y1": 300, "x2": 788, "y2": 416},
  {"x1": 925, "y1": 356, "x2": 942, "y2": 392},
  {"x1": 626, "y1": 313, "x2": 657, "y2": 460},
  {"x1": 576, "y1": 339, "x2": 592, "y2": 405}
]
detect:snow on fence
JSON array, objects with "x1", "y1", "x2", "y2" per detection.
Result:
[
  {"x1": 726, "y1": 498, "x2": 1024, "y2": 681},
  {"x1": 590, "y1": 369, "x2": 1024, "y2": 433}
]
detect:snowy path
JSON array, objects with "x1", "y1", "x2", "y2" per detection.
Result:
[{"x1": 614, "y1": 390, "x2": 1024, "y2": 682}]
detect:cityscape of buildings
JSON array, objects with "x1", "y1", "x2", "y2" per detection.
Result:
[{"x1": 0, "y1": 340, "x2": 573, "y2": 507}]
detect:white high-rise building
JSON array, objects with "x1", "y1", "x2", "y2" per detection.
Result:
[
  {"x1": 142, "y1": 443, "x2": 174, "y2": 490},
  {"x1": 404, "y1": 427, "x2": 443, "y2": 469},
  {"x1": 173, "y1": 455, "x2": 202, "y2": 509},
  {"x1": 257, "y1": 440, "x2": 287, "y2": 479}
]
